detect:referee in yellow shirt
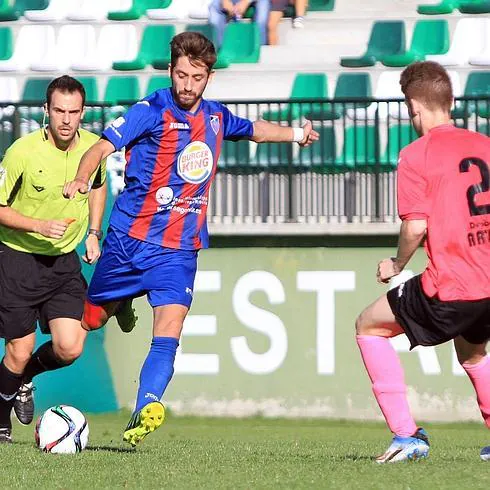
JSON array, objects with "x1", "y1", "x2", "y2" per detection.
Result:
[{"x1": 0, "y1": 76, "x2": 106, "y2": 443}]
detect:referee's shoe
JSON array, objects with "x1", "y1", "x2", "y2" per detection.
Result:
[{"x1": 13, "y1": 382, "x2": 35, "y2": 425}]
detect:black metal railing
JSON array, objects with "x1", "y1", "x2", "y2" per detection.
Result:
[{"x1": 1, "y1": 96, "x2": 489, "y2": 226}]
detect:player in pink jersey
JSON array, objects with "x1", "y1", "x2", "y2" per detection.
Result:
[
  {"x1": 63, "y1": 32, "x2": 319, "y2": 446},
  {"x1": 356, "y1": 61, "x2": 490, "y2": 463}
]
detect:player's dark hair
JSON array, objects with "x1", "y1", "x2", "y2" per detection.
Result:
[
  {"x1": 170, "y1": 32, "x2": 217, "y2": 72},
  {"x1": 400, "y1": 61, "x2": 453, "y2": 113},
  {"x1": 46, "y1": 75, "x2": 86, "y2": 107}
]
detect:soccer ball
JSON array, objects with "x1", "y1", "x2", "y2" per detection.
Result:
[{"x1": 35, "y1": 405, "x2": 89, "y2": 454}]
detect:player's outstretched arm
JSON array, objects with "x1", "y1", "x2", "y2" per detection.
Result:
[
  {"x1": 63, "y1": 139, "x2": 115, "y2": 199},
  {"x1": 251, "y1": 119, "x2": 319, "y2": 147},
  {"x1": 377, "y1": 219, "x2": 427, "y2": 283}
]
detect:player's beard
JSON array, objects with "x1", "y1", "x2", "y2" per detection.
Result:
[{"x1": 174, "y1": 87, "x2": 205, "y2": 112}]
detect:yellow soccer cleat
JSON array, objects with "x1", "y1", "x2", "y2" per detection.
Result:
[{"x1": 123, "y1": 401, "x2": 165, "y2": 447}]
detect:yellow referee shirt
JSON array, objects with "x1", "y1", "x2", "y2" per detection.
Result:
[{"x1": 0, "y1": 128, "x2": 105, "y2": 256}]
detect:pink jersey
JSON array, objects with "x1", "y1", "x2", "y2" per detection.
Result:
[{"x1": 398, "y1": 124, "x2": 490, "y2": 301}]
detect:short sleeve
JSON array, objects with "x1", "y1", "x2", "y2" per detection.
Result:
[
  {"x1": 0, "y1": 145, "x2": 25, "y2": 206},
  {"x1": 221, "y1": 104, "x2": 254, "y2": 141},
  {"x1": 102, "y1": 101, "x2": 158, "y2": 151},
  {"x1": 397, "y1": 154, "x2": 429, "y2": 220},
  {"x1": 91, "y1": 158, "x2": 106, "y2": 189}
]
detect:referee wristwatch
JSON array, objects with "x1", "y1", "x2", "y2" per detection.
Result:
[{"x1": 87, "y1": 229, "x2": 103, "y2": 240}]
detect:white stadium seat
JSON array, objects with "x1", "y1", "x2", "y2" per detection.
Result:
[
  {"x1": 71, "y1": 25, "x2": 138, "y2": 71},
  {"x1": 0, "y1": 77, "x2": 19, "y2": 103},
  {"x1": 24, "y1": 0, "x2": 69, "y2": 21},
  {"x1": 147, "y1": 0, "x2": 191, "y2": 20},
  {"x1": 427, "y1": 19, "x2": 487, "y2": 67},
  {"x1": 469, "y1": 19, "x2": 490, "y2": 66},
  {"x1": 188, "y1": 0, "x2": 212, "y2": 19},
  {"x1": 0, "y1": 26, "x2": 55, "y2": 72},
  {"x1": 66, "y1": 0, "x2": 111, "y2": 21}
]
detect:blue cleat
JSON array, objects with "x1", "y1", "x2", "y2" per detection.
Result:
[
  {"x1": 376, "y1": 428, "x2": 430, "y2": 463},
  {"x1": 481, "y1": 446, "x2": 490, "y2": 461}
]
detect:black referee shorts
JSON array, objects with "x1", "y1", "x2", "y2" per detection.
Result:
[
  {"x1": 387, "y1": 274, "x2": 490, "y2": 349},
  {"x1": 0, "y1": 242, "x2": 86, "y2": 340}
]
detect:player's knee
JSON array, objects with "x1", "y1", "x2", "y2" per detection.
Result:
[
  {"x1": 355, "y1": 312, "x2": 369, "y2": 336},
  {"x1": 5, "y1": 342, "x2": 32, "y2": 369},
  {"x1": 53, "y1": 339, "x2": 84, "y2": 363},
  {"x1": 82, "y1": 301, "x2": 108, "y2": 331}
]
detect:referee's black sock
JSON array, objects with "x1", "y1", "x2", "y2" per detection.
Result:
[
  {"x1": 0, "y1": 359, "x2": 23, "y2": 429},
  {"x1": 22, "y1": 341, "x2": 73, "y2": 383}
]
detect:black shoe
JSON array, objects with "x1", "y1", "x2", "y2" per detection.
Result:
[
  {"x1": 0, "y1": 428, "x2": 12, "y2": 444},
  {"x1": 13, "y1": 382, "x2": 35, "y2": 425}
]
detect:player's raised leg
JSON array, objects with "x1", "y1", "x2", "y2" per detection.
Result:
[
  {"x1": 123, "y1": 304, "x2": 186, "y2": 446},
  {"x1": 356, "y1": 294, "x2": 429, "y2": 463}
]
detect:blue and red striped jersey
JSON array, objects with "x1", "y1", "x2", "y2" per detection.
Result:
[{"x1": 103, "y1": 88, "x2": 253, "y2": 250}]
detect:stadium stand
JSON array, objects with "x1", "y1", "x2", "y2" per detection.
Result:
[{"x1": 0, "y1": 0, "x2": 489, "y2": 227}]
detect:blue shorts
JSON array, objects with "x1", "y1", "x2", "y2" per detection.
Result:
[{"x1": 88, "y1": 228, "x2": 198, "y2": 308}]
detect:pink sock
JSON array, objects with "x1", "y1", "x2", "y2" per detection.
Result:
[
  {"x1": 357, "y1": 335, "x2": 417, "y2": 437},
  {"x1": 462, "y1": 356, "x2": 490, "y2": 429}
]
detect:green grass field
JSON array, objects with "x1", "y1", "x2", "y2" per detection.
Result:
[{"x1": 1, "y1": 413, "x2": 489, "y2": 489}]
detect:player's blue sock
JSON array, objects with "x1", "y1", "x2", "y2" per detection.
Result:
[{"x1": 135, "y1": 336, "x2": 179, "y2": 412}]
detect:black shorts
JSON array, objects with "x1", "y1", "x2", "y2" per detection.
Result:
[
  {"x1": 387, "y1": 275, "x2": 490, "y2": 349},
  {"x1": 0, "y1": 242, "x2": 86, "y2": 340}
]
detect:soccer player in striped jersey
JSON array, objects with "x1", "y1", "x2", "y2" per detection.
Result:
[
  {"x1": 356, "y1": 61, "x2": 490, "y2": 463},
  {"x1": 64, "y1": 31, "x2": 318, "y2": 446}
]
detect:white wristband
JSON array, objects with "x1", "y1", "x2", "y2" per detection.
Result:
[{"x1": 292, "y1": 127, "x2": 305, "y2": 143}]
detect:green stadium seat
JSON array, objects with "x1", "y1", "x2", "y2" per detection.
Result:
[
  {"x1": 0, "y1": 27, "x2": 12, "y2": 61},
  {"x1": 308, "y1": 73, "x2": 372, "y2": 120},
  {"x1": 254, "y1": 141, "x2": 293, "y2": 172},
  {"x1": 0, "y1": 0, "x2": 48, "y2": 21},
  {"x1": 104, "y1": 76, "x2": 140, "y2": 105},
  {"x1": 185, "y1": 24, "x2": 215, "y2": 47},
  {"x1": 380, "y1": 124, "x2": 418, "y2": 167},
  {"x1": 452, "y1": 71, "x2": 490, "y2": 119},
  {"x1": 219, "y1": 139, "x2": 254, "y2": 173},
  {"x1": 340, "y1": 21, "x2": 405, "y2": 68},
  {"x1": 336, "y1": 125, "x2": 380, "y2": 172},
  {"x1": 108, "y1": 0, "x2": 170, "y2": 21},
  {"x1": 417, "y1": 0, "x2": 459, "y2": 14},
  {"x1": 22, "y1": 78, "x2": 51, "y2": 102},
  {"x1": 382, "y1": 20, "x2": 449, "y2": 67},
  {"x1": 477, "y1": 123, "x2": 490, "y2": 136},
  {"x1": 78, "y1": 77, "x2": 102, "y2": 128},
  {"x1": 145, "y1": 76, "x2": 171, "y2": 97},
  {"x1": 459, "y1": 0, "x2": 490, "y2": 13},
  {"x1": 308, "y1": 0, "x2": 335, "y2": 11},
  {"x1": 217, "y1": 23, "x2": 260, "y2": 65},
  {"x1": 113, "y1": 25, "x2": 175, "y2": 71},
  {"x1": 295, "y1": 126, "x2": 338, "y2": 173},
  {"x1": 262, "y1": 73, "x2": 328, "y2": 122}
]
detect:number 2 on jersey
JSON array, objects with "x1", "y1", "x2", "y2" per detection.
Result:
[{"x1": 459, "y1": 157, "x2": 490, "y2": 216}]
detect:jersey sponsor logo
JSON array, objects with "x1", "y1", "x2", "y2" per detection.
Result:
[
  {"x1": 177, "y1": 141, "x2": 213, "y2": 184},
  {"x1": 32, "y1": 184, "x2": 45, "y2": 192},
  {"x1": 170, "y1": 122, "x2": 190, "y2": 130},
  {"x1": 155, "y1": 186, "x2": 174, "y2": 206},
  {"x1": 0, "y1": 165, "x2": 5, "y2": 188},
  {"x1": 109, "y1": 116, "x2": 125, "y2": 138},
  {"x1": 210, "y1": 115, "x2": 220, "y2": 135}
]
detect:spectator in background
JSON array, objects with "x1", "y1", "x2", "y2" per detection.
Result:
[
  {"x1": 209, "y1": 0, "x2": 270, "y2": 47},
  {"x1": 292, "y1": 0, "x2": 308, "y2": 29},
  {"x1": 269, "y1": 0, "x2": 308, "y2": 45}
]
